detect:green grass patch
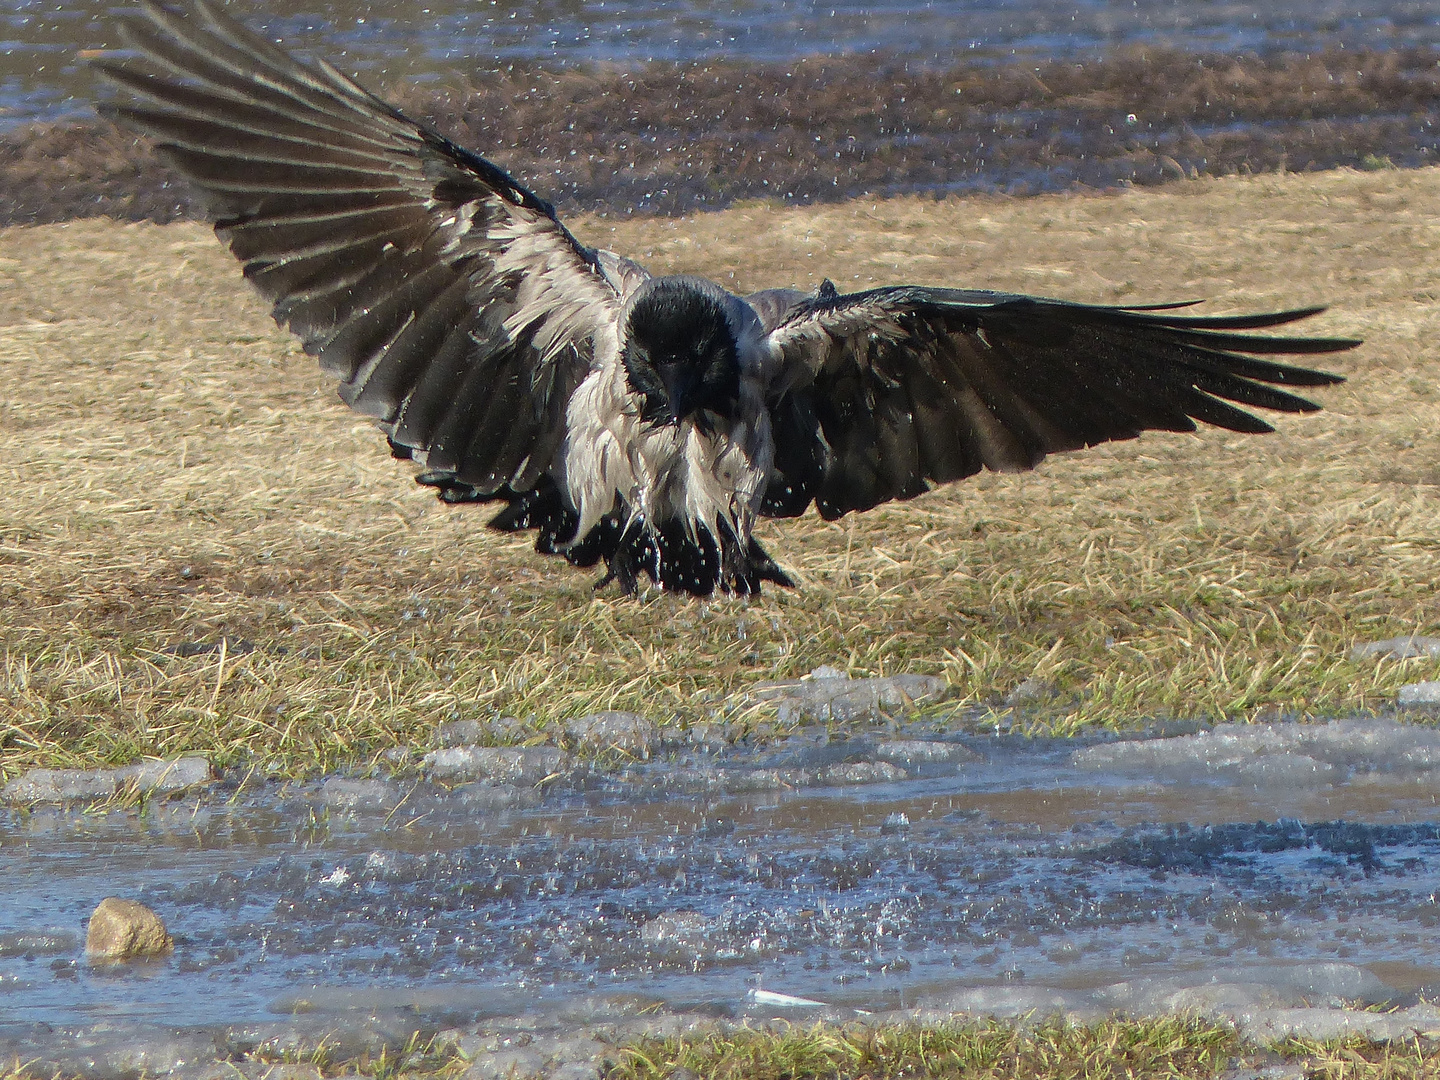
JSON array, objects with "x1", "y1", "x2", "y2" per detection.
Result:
[
  {"x1": 606, "y1": 1018, "x2": 1440, "y2": 1080},
  {"x1": 608, "y1": 1016, "x2": 1244, "y2": 1080}
]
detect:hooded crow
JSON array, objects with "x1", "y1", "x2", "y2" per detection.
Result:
[{"x1": 95, "y1": 1, "x2": 1358, "y2": 596}]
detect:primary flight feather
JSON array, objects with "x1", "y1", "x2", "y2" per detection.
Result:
[{"x1": 94, "y1": 0, "x2": 1357, "y2": 596}]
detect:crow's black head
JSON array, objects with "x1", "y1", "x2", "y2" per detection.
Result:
[{"x1": 622, "y1": 280, "x2": 740, "y2": 429}]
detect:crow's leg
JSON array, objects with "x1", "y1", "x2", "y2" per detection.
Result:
[{"x1": 593, "y1": 521, "x2": 642, "y2": 595}]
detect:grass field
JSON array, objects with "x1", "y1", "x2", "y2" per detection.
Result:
[{"x1": 1, "y1": 166, "x2": 1437, "y2": 778}]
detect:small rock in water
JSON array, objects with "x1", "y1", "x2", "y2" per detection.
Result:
[
  {"x1": 562, "y1": 711, "x2": 662, "y2": 757},
  {"x1": 86, "y1": 897, "x2": 173, "y2": 961},
  {"x1": 1398, "y1": 681, "x2": 1440, "y2": 708},
  {"x1": 421, "y1": 745, "x2": 571, "y2": 785},
  {"x1": 1351, "y1": 635, "x2": 1440, "y2": 661}
]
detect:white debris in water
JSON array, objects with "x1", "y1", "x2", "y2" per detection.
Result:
[
  {"x1": 748, "y1": 988, "x2": 829, "y2": 1008},
  {"x1": 1071, "y1": 718, "x2": 1440, "y2": 782}
]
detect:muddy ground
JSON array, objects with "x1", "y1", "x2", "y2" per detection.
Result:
[{"x1": 4, "y1": 46, "x2": 1440, "y2": 225}]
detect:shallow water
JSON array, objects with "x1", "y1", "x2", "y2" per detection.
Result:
[
  {"x1": 5, "y1": 0, "x2": 1439, "y2": 128},
  {"x1": 4, "y1": 718, "x2": 1440, "y2": 1055}
]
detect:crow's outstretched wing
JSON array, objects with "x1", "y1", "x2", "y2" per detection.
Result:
[
  {"x1": 760, "y1": 285, "x2": 1356, "y2": 519},
  {"x1": 95, "y1": 0, "x2": 622, "y2": 496}
]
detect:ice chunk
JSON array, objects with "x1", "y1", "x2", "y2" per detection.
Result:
[
  {"x1": 919, "y1": 985, "x2": 1085, "y2": 1019},
  {"x1": 1072, "y1": 718, "x2": 1440, "y2": 781},
  {"x1": 115, "y1": 757, "x2": 213, "y2": 793},
  {"x1": 1398, "y1": 681, "x2": 1440, "y2": 708},
  {"x1": 1096, "y1": 963, "x2": 1388, "y2": 1015},
  {"x1": 2, "y1": 755, "x2": 212, "y2": 804},
  {"x1": 1351, "y1": 636, "x2": 1440, "y2": 660},
  {"x1": 1, "y1": 768, "x2": 115, "y2": 804},
  {"x1": 1241, "y1": 1003, "x2": 1440, "y2": 1042},
  {"x1": 1004, "y1": 677, "x2": 1058, "y2": 706},
  {"x1": 562, "y1": 712, "x2": 662, "y2": 757},
  {"x1": 0, "y1": 930, "x2": 77, "y2": 957},
  {"x1": 421, "y1": 745, "x2": 571, "y2": 785},
  {"x1": 875, "y1": 739, "x2": 981, "y2": 766},
  {"x1": 814, "y1": 761, "x2": 907, "y2": 785},
  {"x1": 432, "y1": 716, "x2": 526, "y2": 748},
  {"x1": 321, "y1": 778, "x2": 399, "y2": 809},
  {"x1": 744, "y1": 672, "x2": 948, "y2": 722}
]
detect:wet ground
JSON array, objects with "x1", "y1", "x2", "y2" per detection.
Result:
[
  {"x1": 2, "y1": 2, "x2": 1440, "y2": 225},
  {"x1": 8, "y1": 0, "x2": 1439, "y2": 130},
  {"x1": 4, "y1": 717, "x2": 1440, "y2": 1074}
]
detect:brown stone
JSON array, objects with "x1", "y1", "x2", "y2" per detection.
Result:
[{"x1": 86, "y1": 897, "x2": 173, "y2": 961}]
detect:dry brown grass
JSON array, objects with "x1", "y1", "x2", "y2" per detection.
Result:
[{"x1": 1, "y1": 167, "x2": 1437, "y2": 777}]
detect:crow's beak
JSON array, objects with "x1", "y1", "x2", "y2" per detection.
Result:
[{"x1": 659, "y1": 366, "x2": 694, "y2": 424}]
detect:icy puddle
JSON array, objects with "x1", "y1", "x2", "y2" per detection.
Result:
[{"x1": 3, "y1": 718, "x2": 1440, "y2": 1071}]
